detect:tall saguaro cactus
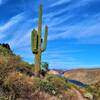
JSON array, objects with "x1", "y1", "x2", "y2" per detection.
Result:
[{"x1": 31, "y1": 4, "x2": 48, "y2": 77}]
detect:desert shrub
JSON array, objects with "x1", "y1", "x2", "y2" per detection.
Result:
[
  {"x1": 40, "y1": 62, "x2": 49, "y2": 76},
  {"x1": 41, "y1": 62, "x2": 49, "y2": 72},
  {"x1": 6, "y1": 55, "x2": 22, "y2": 66},
  {"x1": 3, "y1": 72, "x2": 58, "y2": 98},
  {"x1": 3, "y1": 72, "x2": 40, "y2": 99},
  {"x1": 0, "y1": 96, "x2": 9, "y2": 100},
  {"x1": 92, "y1": 86, "x2": 100, "y2": 99},
  {"x1": 85, "y1": 85, "x2": 100, "y2": 100},
  {"x1": 0, "y1": 53, "x2": 33, "y2": 79},
  {"x1": 85, "y1": 85, "x2": 93, "y2": 93},
  {"x1": 0, "y1": 45, "x2": 12, "y2": 56},
  {"x1": 45, "y1": 75, "x2": 68, "y2": 91},
  {"x1": 32, "y1": 77, "x2": 41, "y2": 90},
  {"x1": 0, "y1": 55, "x2": 22, "y2": 80},
  {"x1": 0, "y1": 63, "x2": 15, "y2": 83},
  {"x1": 39, "y1": 80, "x2": 57, "y2": 95}
]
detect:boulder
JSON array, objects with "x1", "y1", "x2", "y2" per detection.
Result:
[{"x1": 47, "y1": 70, "x2": 60, "y2": 75}]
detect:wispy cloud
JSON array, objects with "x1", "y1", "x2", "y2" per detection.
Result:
[
  {"x1": 0, "y1": 0, "x2": 8, "y2": 5},
  {"x1": 50, "y1": 0, "x2": 71, "y2": 7},
  {"x1": 0, "y1": 0, "x2": 2, "y2": 5},
  {"x1": 0, "y1": 13, "x2": 25, "y2": 45},
  {"x1": 48, "y1": 12, "x2": 100, "y2": 44},
  {"x1": 0, "y1": 12, "x2": 25, "y2": 33},
  {"x1": 8, "y1": 20, "x2": 38, "y2": 49},
  {"x1": 38, "y1": 0, "x2": 100, "y2": 44}
]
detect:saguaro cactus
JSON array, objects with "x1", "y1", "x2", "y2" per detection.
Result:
[{"x1": 31, "y1": 4, "x2": 48, "y2": 77}]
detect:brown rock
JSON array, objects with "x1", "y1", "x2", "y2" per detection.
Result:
[{"x1": 47, "y1": 70, "x2": 60, "y2": 75}]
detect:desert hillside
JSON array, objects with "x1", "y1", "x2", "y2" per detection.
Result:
[
  {"x1": 64, "y1": 69, "x2": 100, "y2": 84},
  {"x1": 0, "y1": 44, "x2": 99, "y2": 100}
]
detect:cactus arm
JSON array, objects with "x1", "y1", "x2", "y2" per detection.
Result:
[
  {"x1": 41, "y1": 25, "x2": 48, "y2": 52},
  {"x1": 31, "y1": 29, "x2": 38, "y2": 53}
]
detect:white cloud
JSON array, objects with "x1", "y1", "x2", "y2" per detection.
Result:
[
  {"x1": 0, "y1": 0, "x2": 8, "y2": 5},
  {"x1": 50, "y1": 0, "x2": 71, "y2": 7},
  {"x1": 49, "y1": 0, "x2": 93, "y2": 17},
  {"x1": 0, "y1": 13, "x2": 25, "y2": 33},
  {"x1": 0, "y1": 12, "x2": 27, "y2": 47},
  {"x1": 47, "y1": 12, "x2": 100, "y2": 44},
  {"x1": 42, "y1": 0, "x2": 100, "y2": 44},
  {"x1": 11, "y1": 29, "x2": 32, "y2": 48},
  {"x1": 0, "y1": 0, "x2": 2, "y2": 5},
  {"x1": 8, "y1": 23, "x2": 38, "y2": 49}
]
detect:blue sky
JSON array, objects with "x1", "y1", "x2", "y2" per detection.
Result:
[{"x1": 0, "y1": 0, "x2": 100, "y2": 69}]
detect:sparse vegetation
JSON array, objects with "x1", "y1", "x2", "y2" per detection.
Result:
[
  {"x1": 45, "y1": 75, "x2": 68, "y2": 91},
  {"x1": 0, "y1": 45, "x2": 12, "y2": 56},
  {"x1": 85, "y1": 82, "x2": 100, "y2": 100}
]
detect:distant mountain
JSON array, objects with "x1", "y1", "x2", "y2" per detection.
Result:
[{"x1": 64, "y1": 68, "x2": 100, "y2": 85}]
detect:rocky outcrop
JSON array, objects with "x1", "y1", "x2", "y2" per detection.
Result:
[
  {"x1": 0, "y1": 43, "x2": 11, "y2": 51},
  {"x1": 0, "y1": 43, "x2": 13, "y2": 55},
  {"x1": 64, "y1": 69, "x2": 100, "y2": 84},
  {"x1": 47, "y1": 70, "x2": 60, "y2": 75}
]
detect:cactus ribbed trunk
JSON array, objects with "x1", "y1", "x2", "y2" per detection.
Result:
[
  {"x1": 34, "y1": 4, "x2": 42, "y2": 77},
  {"x1": 31, "y1": 4, "x2": 48, "y2": 77},
  {"x1": 35, "y1": 53, "x2": 40, "y2": 76}
]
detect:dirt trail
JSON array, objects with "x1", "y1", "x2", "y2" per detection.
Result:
[{"x1": 71, "y1": 87, "x2": 86, "y2": 100}]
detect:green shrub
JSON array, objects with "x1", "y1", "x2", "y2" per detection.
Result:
[
  {"x1": 85, "y1": 85, "x2": 100, "y2": 99},
  {"x1": 45, "y1": 75, "x2": 68, "y2": 91},
  {"x1": 32, "y1": 77, "x2": 41, "y2": 90},
  {"x1": 0, "y1": 63, "x2": 15, "y2": 83},
  {"x1": 3, "y1": 73, "x2": 40, "y2": 98},
  {"x1": 0, "y1": 96, "x2": 9, "y2": 100},
  {"x1": 39, "y1": 80, "x2": 57, "y2": 95},
  {"x1": 0, "y1": 46, "x2": 12, "y2": 56}
]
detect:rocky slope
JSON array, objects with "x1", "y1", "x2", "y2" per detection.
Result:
[{"x1": 64, "y1": 69, "x2": 100, "y2": 84}]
